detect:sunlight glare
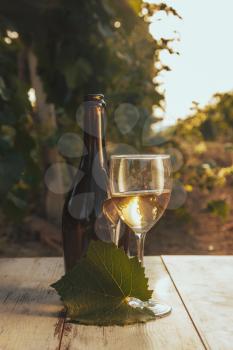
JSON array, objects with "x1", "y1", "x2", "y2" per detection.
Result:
[
  {"x1": 125, "y1": 196, "x2": 142, "y2": 229},
  {"x1": 28, "y1": 88, "x2": 36, "y2": 108},
  {"x1": 4, "y1": 37, "x2": 12, "y2": 44},
  {"x1": 7, "y1": 30, "x2": 19, "y2": 39},
  {"x1": 149, "y1": 0, "x2": 233, "y2": 126},
  {"x1": 114, "y1": 21, "x2": 121, "y2": 29}
]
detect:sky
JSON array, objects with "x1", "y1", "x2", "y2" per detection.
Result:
[{"x1": 148, "y1": 0, "x2": 233, "y2": 126}]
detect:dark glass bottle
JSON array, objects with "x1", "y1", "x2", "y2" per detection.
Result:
[{"x1": 62, "y1": 94, "x2": 129, "y2": 271}]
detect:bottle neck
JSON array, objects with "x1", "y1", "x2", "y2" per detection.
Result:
[{"x1": 80, "y1": 101, "x2": 107, "y2": 171}]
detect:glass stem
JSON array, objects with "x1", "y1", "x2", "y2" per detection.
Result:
[
  {"x1": 135, "y1": 233, "x2": 146, "y2": 265},
  {"x1": 114, "y1": 221, "x2": 121, "y2": 246}
]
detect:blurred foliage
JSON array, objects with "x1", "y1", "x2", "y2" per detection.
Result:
[
  {"x1": 172, "y1": 206, "x2": 192, "y2": 224},
  {"x1": 0, "y1": 37, "x2": 42, "y2": 222},
  {"x1": 207, "y1": 200, "x2": 230, "y2": 221},
  {"x1": 0, "y1": 1, "x2": 179, "y2": 223},
  {"x1": 172, "y1": 92, "x2": 233, "y2": 143},
  {"x1": 0, "y1": 1, "x2": 179, "y2": 144},
  {"x1": 1, "y1": 0, "x2": 232, "y2": 240},
  {"x1": 161, "y1": 92, "x2": 233, "y2": 223}
]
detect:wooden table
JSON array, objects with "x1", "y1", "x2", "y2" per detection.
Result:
[{"x1": 0, "y1": 256, "x2": 232, "y2": 350}]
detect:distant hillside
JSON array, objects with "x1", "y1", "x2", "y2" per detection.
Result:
[
  {"x1": 143, "y1": 91, "x2": 233, "y2": 255},
  {"x1": 172, "y1": 91, "x2": 233, "y2": 142}
]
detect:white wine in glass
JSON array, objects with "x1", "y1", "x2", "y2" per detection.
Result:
[
  {"x1": 110, "y1": 154, "x2": 172, "y2": 317},
  {"x1": 111, "y1": 190, "x2": 170, "y2": 235}
]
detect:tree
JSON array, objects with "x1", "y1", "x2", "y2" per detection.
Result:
[{"x1": 0, "y1": 1, "x2": 178, "y2": 229}]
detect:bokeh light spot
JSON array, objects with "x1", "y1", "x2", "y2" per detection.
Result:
[{"x1": 57, "y1": 133, "x2": 87, "y2": 158}]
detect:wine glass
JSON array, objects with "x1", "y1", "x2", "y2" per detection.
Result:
[{"x1": 109, "y1": 154, "x2": 172, "y2": 317}]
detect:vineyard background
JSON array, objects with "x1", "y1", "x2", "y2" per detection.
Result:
[{"x1": 0, "y1": 1, "x2": 232, "y2": 257}]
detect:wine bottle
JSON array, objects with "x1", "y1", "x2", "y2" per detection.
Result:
[{"x1": 62, "y1": 94, "x2": 129, "y2": 271}]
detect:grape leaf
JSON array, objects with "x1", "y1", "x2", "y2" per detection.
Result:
[{"x1": 51, "y1": 241, "x2": 155, "y2": 326}]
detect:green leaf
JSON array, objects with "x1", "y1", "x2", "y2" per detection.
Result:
[
  {"x1": 207, "y1": 199, "x2": 230, "y2": 220},
  {"x1": 0, "y1": 76, "x2": 9, "y2": 101},
  {"x1": 63, "y1": 58, "x2": 92, "y2": 89},
  {"x1": 51, "y1": 241, "x2": 155, "y2": 326},
  {"x1": 0, "y1": 111, "x2": 16, "y2": 125},
  {"x1": 0, "y1": 153, "x2": 25, "y2": 197},
  {"x1": 0, "y1": 136, "x2": 12, "y2": 153}
]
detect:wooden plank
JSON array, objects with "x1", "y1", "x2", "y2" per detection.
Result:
[
  {"x1": 60, "y1": 256, "x2": 205, "y2": 350},
  {"x1": 0, "y1": 258, "x2": 65, "y2": 350},
  {"x1": 163, "y1": 255, "x2": 233, "y2": 350}
]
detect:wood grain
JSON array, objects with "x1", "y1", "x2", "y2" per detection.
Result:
[
  {"x1": 163, "y1": 255, "x2": 233, "y2": 350},
  {"x1": 0, "y1": 258, "x2": 65, "y2": 350},
  {"x1": 60, "y1": 256, "x2": 205, "y2": 350}
]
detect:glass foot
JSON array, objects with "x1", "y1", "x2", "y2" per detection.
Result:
[
  {"x1": 144, "y1": 300, "x2": 172, "y2": 317},
  {"x1": 128, "y1": 297, "x2": 144, "y2": 309},
  {"x1": 127, "y1": 298, "x2": 172, "y2": 317}
]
